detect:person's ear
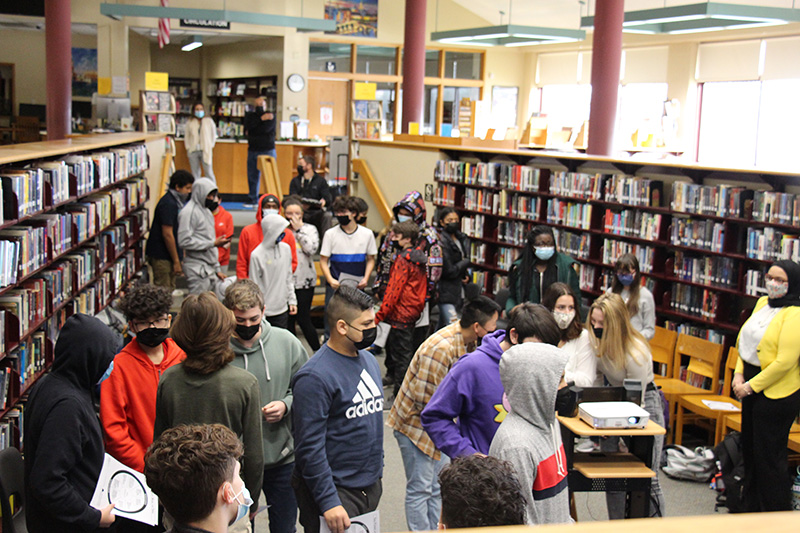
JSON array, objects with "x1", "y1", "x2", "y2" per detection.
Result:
[
  {"x1": 509, "y1": 328, "x2": 518, "y2": 345},
  {"x1": 335, "y1": 319, "x2": 349, "y2": 337},
  {"x1": 218, "y1": 481, "x2": 234, "y2": 505}
]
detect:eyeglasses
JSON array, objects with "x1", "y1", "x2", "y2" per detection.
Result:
[{"x1": 131, "y1": 316, "x2": 170, "y2": 330}]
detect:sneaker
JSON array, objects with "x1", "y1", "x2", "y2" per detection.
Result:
[
  {"x1": 242, "y1": 203, "x2": 257, "y2": 209},
  {"x1": 171, "y1": 289, "x2": 185, "y2": 297},
  {"x1": 382, "y1": 375, "x2": 394, "y2": 387},
  {"x1": 575, "y1": 437, "x2": 597, "y2": 453}
]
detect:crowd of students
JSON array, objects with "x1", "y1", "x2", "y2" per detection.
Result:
[{"x1": 20, "y1": 171, "x2": 800, "y2": 533}]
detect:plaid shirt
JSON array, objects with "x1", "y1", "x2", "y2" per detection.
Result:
[{"x1": 387, "y1": 322, "x2": 473, "y2": 460}]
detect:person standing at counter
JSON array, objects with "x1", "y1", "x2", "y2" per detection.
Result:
[
  {"x1": 185, "y1": 102, "x2": 217, "y2": 183},
  {"x1": 244, "y1": 96, "x2": 276, "y2": 208}
]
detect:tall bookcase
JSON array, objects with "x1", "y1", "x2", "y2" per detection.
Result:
[
  {"x1": 0, "y1": 134, "x2": 155, "y2": 451},
  {"x1": 430, "y1": 144, "x2": 800, "y2": 346},
  {"x1": 170, "y1": 77, "x2": 200, "y2": 139},
  {"x1": 207, "y1": 76, "x2": 278, "y2": 140}
]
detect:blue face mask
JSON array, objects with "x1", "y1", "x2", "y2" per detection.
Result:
[
  {"x1": 396, "y1": 214, "x2": 412, "y2": 223},
  {"x1": 617, "y1": 273, "x2": 635, "y2": 286},
  {"x1": 276, "y1": 231, "x2": 286, "y2": 245},
  {"x1": 534, "y1": 246, "x2": 555, "y2": 261},
  {"x1": 229, "y1": 485, "x2": 254, "y2": 525},
  {"x1": 195, "y1": 110, "x2": 205, "y2": 119},
  {"x1": 97, "y1": 360, "x2": 114, "y2": 385}
]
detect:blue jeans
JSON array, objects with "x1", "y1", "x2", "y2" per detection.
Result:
[
  {"x1": 394, "y1": 430, "x2": 449, "y2": 531},
  {"x1": 262, "y1": 462, "x2": 297, "y2": 533},
  {"x1": 437, "y1": 303, "x2": 458, "y2": 331},
  {"x1": 246, "y1": 148, "x2": 276, "y2": 204}
]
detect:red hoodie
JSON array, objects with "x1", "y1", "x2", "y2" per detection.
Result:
[
  {"x1": 237, "y1": 193, "x2": 297, "y2": 279},
  {"x1": 100, "y1": 338, "x2": 185, "y2": 472},
  {"x1": 214, "y1": 205, "x2": 234, "y2": 266},
  {"x1": 375, "y1": 247, "x2": 428, "y2": 327}
]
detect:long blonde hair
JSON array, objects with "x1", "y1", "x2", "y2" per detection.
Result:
[{"x1": 588, "y1": 293, "x2": 648, "y2": 369}]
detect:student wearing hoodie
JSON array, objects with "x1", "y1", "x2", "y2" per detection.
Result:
[
  {"x1": 421, "y1": 303, "x2": 558, "y2": 458},
  {"x1": 177, "y1": 177, "x2": 230, "y2": 294},
  {"x1": 237, "y1": 194, "x2": 298, "y2": 280},
  {"x1": 24, "y1": 314, "x2": 118, "y2": 533},
  {"x1": 224, "y1": 279, "x2": 309, "y2": 533},
  {"x1": 375, "y1": 221, "x2": 429, "y2": 396},
  {"x1": 249, "y1": 213, "x2": 298, "y2": 329},
  {"x1": 489, "y1": 341, "x2": 572, "y2": 526}
]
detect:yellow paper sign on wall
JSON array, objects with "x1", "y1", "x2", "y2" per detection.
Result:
[
  {"x1": 145, "y1": 72, "x2": 169, "y2": 91},
  {"x1": 354, "y1": 82, "x2": 377, "y2": 100},
  {"x1": 98, "y1": 77, "x2": 111, "y2": 95}
]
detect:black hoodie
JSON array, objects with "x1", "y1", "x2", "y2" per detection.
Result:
[{"x1": 24, "y1": 314, "x2": 119, "y2": 533}]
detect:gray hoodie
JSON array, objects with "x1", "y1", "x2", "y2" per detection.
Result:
[
  {"x1": 176, "y1": 177, "x2": 221, "y2": 274},
  {"x1": 249, "y1": 214, "x2": 297, "y2": 316},
  {"x1": 489, "y1": 343, "x2": 572, "y2": 526}
]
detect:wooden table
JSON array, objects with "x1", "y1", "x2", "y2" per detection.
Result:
[{"x1": 558, "y1": 416, "x2": 666, "y2": 519}]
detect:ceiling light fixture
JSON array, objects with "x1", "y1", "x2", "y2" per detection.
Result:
[{"x1": 181, "y1": 36, "x2": 202, "y2": 51}]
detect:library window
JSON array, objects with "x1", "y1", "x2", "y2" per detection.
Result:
[
  {"x1": 309, "y1": 42, "x2": 351, "y2": 73},
  {"x1": 443, "y1": 86, "x2": 480, "y2": 130},
  {"x1": 698, "y1": 80, "x2": 761, "y2": 168},
  {"x1": 444, "y1": 51, "x2": 481, "y2": 80},
  {"x1": 540, "y1": 84, "x2": 592, "y2": 130},
  {"x1": 425, "y1": 50, "x2": 440, "y2": 77},
  {"x1": 356, "y1": 45, "x2": 397, "y2": 75},
  {"x1": 424, "y1": 85, "x2": 439, "y2": 134},
  {"x1": 617, "y1": 83, "x2": 669, "y2": 148},
  {"x1": 372, "y1": 82, "x2": 397, "y2": 134},
  {"x1": 755, "y1": 79, "x2": 800, "y2": 170}
]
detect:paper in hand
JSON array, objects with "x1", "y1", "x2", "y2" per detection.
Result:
[
  {"x1": 90, "y1": 454, "x2": 159, "y2": 526},
  {"x1": 319, "y1": 510, "x2": 380, "y2": 533}
]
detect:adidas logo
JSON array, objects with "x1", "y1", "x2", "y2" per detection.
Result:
[{"x1": 346, "y1": 369, "x2": 384, "y2": 419}]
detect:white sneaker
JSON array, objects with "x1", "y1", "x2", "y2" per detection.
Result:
[
  {"x1": 576, "y1": 437, "x2": 597, "y2": 453},
  {"x1": 171, "y1": 289, "x2": 185, "y2": 297}
]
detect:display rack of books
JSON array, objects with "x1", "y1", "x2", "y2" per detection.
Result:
[
  {"x1": 170, "y1": 77, "x2": 200, "y2": 139},
  {"x1": 140, "y1": 90, "x2": 176, "y2": 136},
  {"x1": 207, "y1": 76, "x2": 278, "y2": 140},
  {"x1": 351, "y1": 100, "x2": 383, "y2": 140},
  {"x1": 0, "y1": 138, "x2": 152, "y2": 451},
  {"x1": 429, "y1": 146, "x2": 800, "y2": 347}
]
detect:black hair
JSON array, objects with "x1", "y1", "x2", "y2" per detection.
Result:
[
  {"x1": 169, "y1": 169, "x2": 195, "y2": 190},
  {"x1": 326, "y1": 285, "x2": 374, "y2": 326},
  {"x1": 350, "y1": 196, "x2": 368, "y2": 214},
  {"x1": 459, "y1": 295, "x2": 501, "y2": 329},
  {"x1": 331, "y1": 195, "x2": 351, "y2": 213},
  {"x1": 517, "y1": 225, "x2": 558, "y2": 303},
  {"x1": 391, "y1": 220, "x2": 420, "y2": 242},
  {"x1": 117, "y1": 284, "x2": 172, "y2": 322},
  {"x1": 505, "y1": 302, "x2": 561, "y2": 346},
  {"x1": 437, "y1": 206, "x2": 458, "y2": 227}
]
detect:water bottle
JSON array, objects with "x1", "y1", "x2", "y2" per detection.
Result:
[{"x1": 792, "y1": 467, "x2": 800, "y2": 510}]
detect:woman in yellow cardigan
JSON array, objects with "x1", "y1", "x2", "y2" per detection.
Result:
[{"x1": 733, "y1": 259, "x2": 800, "y2": 512}]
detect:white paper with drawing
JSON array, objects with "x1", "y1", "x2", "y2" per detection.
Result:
[
  {"x1": 320, "y1": 510, "x2": 380, "y2": 533},
  {"x1": 90, "y1": 454, "x2": 159, "y2": 526}
]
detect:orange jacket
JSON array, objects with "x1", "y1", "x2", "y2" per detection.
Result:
[
  {"x1": 214, "y1": 205, "x2": 234, "y2": 266},
  {"x1": 237, "y1": 193, "x2": 297, "y2": 279},
  {"x1": 376, "y1": 247, "x2": 428, "y2": 327},
  {"x1": 100, "y1": 338, "x2": 185, "y2": 472}
]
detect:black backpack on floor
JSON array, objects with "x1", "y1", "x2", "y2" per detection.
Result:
[{"x1": 713, "y1": 431, "x2": 745, "y2": 513}]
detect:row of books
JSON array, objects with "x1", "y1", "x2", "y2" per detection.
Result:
[
  {"x1": 0, "y1": 406, "x2": 22, "y2": 450},
  {"x1": 549, "y1": 172, "x2": 604, "y2": 201},
  {"x1": 0, "y1": 225, "x2": 48, "y2": 285},
  {"x1": 663, "y1": 321, "x2": 725, "y2": 344},
  {"x1": 436, "y1": 184, "x2": 457, "y2": 207},
  {"x1": 498, "y1": 220, "x2": 533, "y2": 247},
  {"x1": 1, "y1": 168, "x2": 45, "y2": 219},
  {"x1": 604, "y1": 175, "x2": 664, "y2": 207},
  {"x1": 434, "y1": 161, "x2": 542, "y2": 192},
  {"x1": 579, "y1": 264, "x2": 597, "y2": 291},
  {"x1": 0, "y1": 277, "x2": 48, "y2": 338},
  {"x1": 217, "y1": 120, "x2": 245, "y2": 138},
  {"x1": 496, "y1": 191, "x2": 540, "y2": 221},
  {"x1": 546, "y1": 199, "x2": 592, "y2": 230},
  {"x1": 603, "y1": 209, "x2": 662, "y2": 241},
  {"x1": 744, "y1": 269, "x2": 768, "y2": 297},
  {"x1": 470, "y1": 270, "x2": 506, "y2": 296},
  {"x1": 553, "y1": 228, "x2": 592, "y2": 260},
  {"x1": 210, "y1": 81, "x2": 248, "y2": 97},
  {"x1": 751, "y1": 190, "x2": 800, "y2": 227},
  {"x1": 464, "y1": 188, "x2": 497, "y2": 214},
  {"x1": 461, "y1": 214, "x2": 486, "y2": 240},
  {"x1": 745, "y1": 227, "x2": 800, "y2": 262},
  {"x1": 64, "y1": 145, "x2": 148, "y2": 192},
  {"x1": 671, "y1": 182, "x2": 753, "y2": 218},
  {"x1": 15, "y1": 332, "x2": 48, "y2": 388},
  {"x1": 598, "y1": 271, "x2": 656, "y2": 293},
  {"x1": 213, "y1": 100, "x2": 249, "y2": 118},
  {"x1": 469, "y1": 241, "x2": 487, "y2": 264},
  {"x1": 602, "y1": 240, "x2": 655, "y2": 273},
  {"x1": 669, "y1": 284, "x2": 720, "y2": 320},
  {"x1": 670, "y1": 217, "x2": 725, "y2": 253},
  {"x1": 673, "y1": 252, "x2": 737, "y2": 289},
  {"x1": 497, "y1": 247, "x2": 518, "y2": 271}
]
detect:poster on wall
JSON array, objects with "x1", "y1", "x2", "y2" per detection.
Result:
[
  {"x1": 72, "y1": 48, "x2": 98, "y2": 98},
  {"x1": 324, "y1": 0, "x2": 378, "y2": 38}
]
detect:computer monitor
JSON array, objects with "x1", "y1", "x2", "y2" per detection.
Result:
[{"x1": 95, "y1": 96, "x2": 131, "y2": 121}]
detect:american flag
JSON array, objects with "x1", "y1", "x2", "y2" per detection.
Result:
[{"x1": 158, "y1": 0, "x2": 170, "y2": 49}]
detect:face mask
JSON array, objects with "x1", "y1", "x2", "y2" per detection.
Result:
[
  {"x1": 346, "y1": 323, "x2": 378, "y2": 350},
  {"x1": 137, "y1": 327, "x2": 170, "y2": 348},
  {"x1": 766, "y1": 279, "x2": 789, "y2": 300},
  {"x1": 235, "y1": 324, "x2": 260, "y2": 341},
  {"x1": 556, "y1": 386, "x2": 577, "y2": 417},
  {"x1": 97, "y1": 360, "x2": 114, "y2": 385},
  {"x1": 262, "y1": 208, "x2": 279, "y2": 217},
  {"x1": 617, "y1": 273, "x2": 635, "y2": 287},
  {"x1": 396, "y1": 214, "x2": 412, "y2": 224},
  {"x1": 205, "y1": 198, "x2": 219, "y2": 211},
  {"x1": 592, "y1": 327, "x2": 604, "y2": 340},
  {"x1": 444, "y1": 222, "x2": 460, "y2": 234},
  {"x1": 297, "y1": 165, "x2": 306, "y2": 176},
  {"x1": 357, "y1": 215, "x2": 368, "y2": 225},
  {"x1": 177, "y1": 192, "x2": 190, "y2": 203},
  {"x1": 276, "y1": 231, "x2": 286, "y2": 245},
  {"x1": 553, "y1": 310, "x2": 576, "y2": 330},
  {"x1": 194, "y1": 110, "x2": 205, "y2": 119},
  {"x1": 534, "y1": 246, "x2": 555, "y2": 261},
  {"x1": 336, "y1": 214, "x2": 351, "y2": 226},
  {"x1": 228, "y1": 485, "x2": 254, "y2": 526}
]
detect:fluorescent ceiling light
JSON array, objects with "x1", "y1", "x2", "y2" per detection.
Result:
[
  {"x1": 181, "y1": 36, "x2": 202, "y2": 51},
  {"x1": 581, "y1": 2, "x2": 800, "y2": 34},
  {"x1": 431, "y1": 24, "x2": 585, "y2": 47}
]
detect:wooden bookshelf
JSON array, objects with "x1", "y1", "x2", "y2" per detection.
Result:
[
  {"x1": 0, "y1": 138, "x2": 152, "y2": 451},
  {"x1": 207, "y1": 76, "x2": 278, "y2": 140}
]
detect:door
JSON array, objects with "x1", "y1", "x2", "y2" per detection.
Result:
[{"x1": 308, "y1": 77, "x2": 348, "y2": 139}]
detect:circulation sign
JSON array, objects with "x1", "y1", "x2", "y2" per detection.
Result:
[{"x1": 180, "y1": 19, "x2": 230, "y2": 29}]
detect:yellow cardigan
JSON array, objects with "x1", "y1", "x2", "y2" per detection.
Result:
[{"x1": 735, "y1": 296, "x2": 800, "y2": 399}]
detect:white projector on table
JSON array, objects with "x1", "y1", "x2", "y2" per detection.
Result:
[{"x1": 578, "y1": 401, "x2": 650, "y2": 429}]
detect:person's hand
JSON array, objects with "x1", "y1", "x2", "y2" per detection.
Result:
[
  {"x1": 462, "y1": 275, "x2": 470, "y2": 284},
  {"x1": 173, "y1": 261, "x2": 184, "y2": 277},
  {"x1": 289, "y1": 305, "x2": 298, "y2": 315},
  {"x1": 261, "y1": 112, "x2": 274, "y2": 121},
  {"x1": 216, "y1": 271, "x2": 227, "y2": 281},
  {"x1": 329, "y1": 279, "x2": 340, "y2": 289},
  {"x1": 99, "y1": 503, "x2": 116, "y2": 527},
  {"x1": 473, "y1": 452, "x2": 487, "y2": 458},
  {"x1": 262, "y1": 400, "x2": 287, "y2": 422},
  {"x1": 289, "y1": 213, "x2": 304, "y2": 231},
  {"x1": 357, "y1": 276, "x2": 368, "y2": 289},
  {"x1": 320, "y1": 198, "x2": 327, "y2": 209},
  {"x1": 215, "y1": 235, "x2": 232, "y2": 247},
  {"x1": 732, "y1": 374, "x2": 746, "y2": 400},
  {"x1": 323, "y1": 505, "x2": 350, "y2": 533}
]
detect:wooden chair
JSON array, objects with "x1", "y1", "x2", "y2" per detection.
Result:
[
  {"x1": 656, "y1": 333, "x2": 724, "y2": 443},
  {"x1": 650, "y1": 326, "x2": 678, "y2": 378},
  {"x1": 674, "y1": 347, "x2": 741, "y2": 445}
]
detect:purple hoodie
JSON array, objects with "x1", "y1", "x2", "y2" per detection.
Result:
[{"x1": 421, "y1": 329, "x2": 507, "y2": 458}]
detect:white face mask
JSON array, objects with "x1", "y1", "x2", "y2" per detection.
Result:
[
  {"x1": 262, "y1": 208, "x2": 279, "y2": 218},
  {"x1": 553, "y1": 310, "x2": 575, "y2": 330}
]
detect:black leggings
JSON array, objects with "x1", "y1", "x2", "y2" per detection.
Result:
[{"x1": 289, "y1": 287, "x2": 320, "y2": 351}]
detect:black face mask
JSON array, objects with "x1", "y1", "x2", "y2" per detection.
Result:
[
  {"x1": 205, "y1": 198, "x2": 219, "y2": 211},
  {"x1": 593, "y1": 327, "x2": 604, "y2": 340},
  {"x1": 444, "y1": 222, "x2": 459, "y2": 234},
  {"x1": 556, "y1": 386, "x2": 577, "y2": 417},
  {"x1": 347, "y1": 324, "x2": 377, "y2": 350},
  {"x1": 357, "y1": 215, "x2": 368, "y2": 225},
  {"x1": 336, "y1": 214, "x2": 351, "y2": 226},
  {"x1": 235, "y1": 324, "x2": 260, "y2": 341},
  {"x1": 137, "y1": 327, "x2": 170, "y2": 348}
]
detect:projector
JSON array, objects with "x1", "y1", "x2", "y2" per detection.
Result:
[{"x1": 578, "y1": 401, "x2": 650, "y2": 429}]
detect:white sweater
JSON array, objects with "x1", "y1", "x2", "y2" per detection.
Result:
[{"x1": 184, "y1": 117, "x2": 217, "y2": 164}]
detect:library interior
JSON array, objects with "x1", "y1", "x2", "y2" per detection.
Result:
[{"x1": 1, "y1": 0, "x2": 800, "y2": 532}]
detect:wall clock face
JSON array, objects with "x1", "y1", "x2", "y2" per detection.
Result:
[{"x1": 287, "y1": 74, "x2": 305, "y2": 92}]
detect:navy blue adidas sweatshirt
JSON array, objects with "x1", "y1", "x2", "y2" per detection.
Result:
[{"x1": 291, "y1": 343, "x2": 384, "y2": 513}]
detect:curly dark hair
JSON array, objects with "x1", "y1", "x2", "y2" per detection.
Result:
[
  {"x1": 542, "y1": 282, "x2": 584, "y2": 343},
  {"x1": 144, "y1": 424, "x2": 243, "y2": 525},
  {"x1": 439, "y1": 455, "x2": 527, "y2": 528},
  {"x1": 170, "y1": 292, "x2": 235, "y2": 374},
  {"x1": 117, "y1": 284, "x2": 172, "y2": 322}
]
